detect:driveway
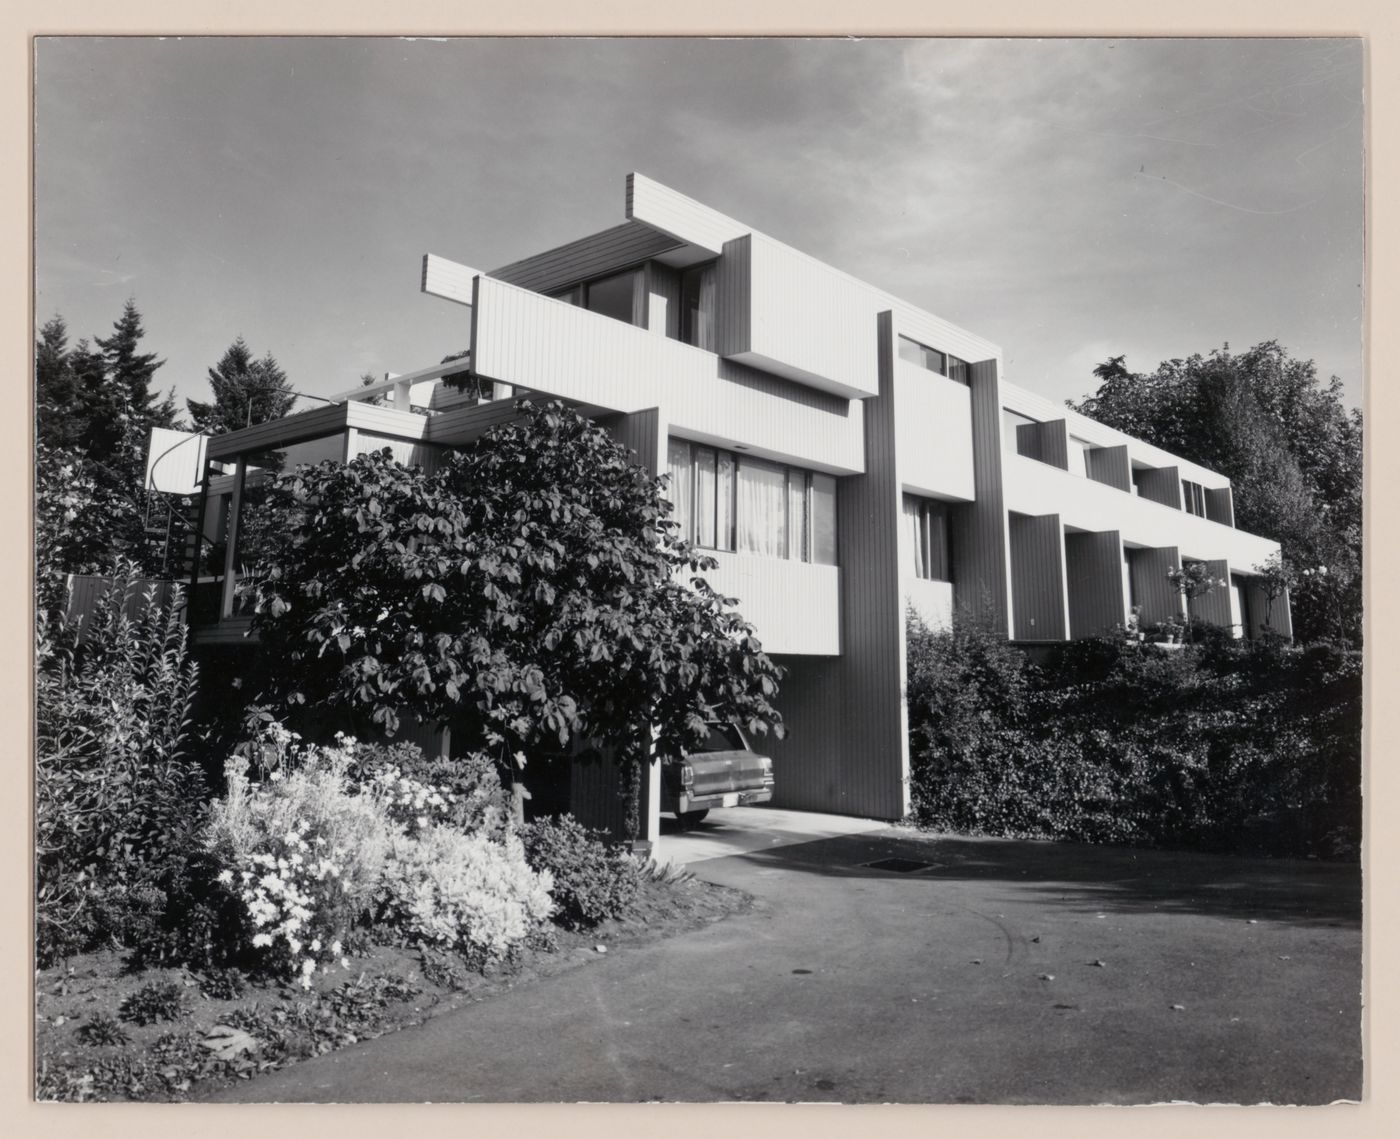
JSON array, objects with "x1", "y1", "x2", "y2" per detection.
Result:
[{"x1": 205, "y1": 814, "x2": 1362, "y2": 1104}]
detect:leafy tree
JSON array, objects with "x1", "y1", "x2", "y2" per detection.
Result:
[
  {"x1": 187, "y1": 337, "x2": 295, "y2": 434},
  {"x1": 1071, "y1": 342, "x2": 1361, "y2": 645},
  {"x1": 240, "y1": 400, "x2": 785, "y2": 837}
]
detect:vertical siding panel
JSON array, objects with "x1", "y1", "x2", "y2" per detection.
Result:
[
  {"x1": 1137, "y1": 467, "x2": 1183, "y2": 509},
  {"x1": 1205, "y1": 487, "x2": 1235, "y2": 527},
  {"x1": 1065, "y1": 530, "x2": 1126, "y2": 638},
  {"x1": 645, "y1": 262, "x2": 682, "y2": 337},
  {"x1": 715, "y1": 235, "x2": 752, "y2": 358},
  {"x1": 951, "y1": 359, "x2": 1011, "y2": 635},
  {"x1": 1087, "y1": 445, "x2": 1132, "y2": 491},
  {"x1": 1040, "y1": 420, "x2": 1070, "y2": 471},
  {"x1": 1244, "y1": 579, "x2": 1293, "y2": 639},
  {"x1": 1130, "y1": 546, "x2": 1184, "y2": 626},
  {"x1": 813, "y1": 310, "x2": 904, "y2": 820},
  {"x1": 1009, "y1": 514, "x2": 1068, "y2": 640},
  {"x1": 1194, "y1": 559, "x2": 1234, "y2": 627}
]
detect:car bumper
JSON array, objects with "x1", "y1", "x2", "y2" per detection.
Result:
[{"x1": 673, "y1": 787, "x2": 774, "y2": 813}]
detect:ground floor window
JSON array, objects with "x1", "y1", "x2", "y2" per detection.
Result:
[{"x1": 667, "y1": 438, "x2": 837, "y2": 565}]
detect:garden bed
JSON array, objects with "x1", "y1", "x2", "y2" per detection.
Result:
[{"x1": 36, "y1": 868, "x2": 750, "y2": 1102}]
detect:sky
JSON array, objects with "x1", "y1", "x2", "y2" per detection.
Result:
[{"x1": 33, "y1": 36, "x2": 1365, "y2": 417}]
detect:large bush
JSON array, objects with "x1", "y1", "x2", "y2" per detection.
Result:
[
  {"x1": 35, "y1": 562, "x2": 204, "y2": 964},
  {"x1": 905, "y1": 616, "x2": 1361, "y2": 859}
]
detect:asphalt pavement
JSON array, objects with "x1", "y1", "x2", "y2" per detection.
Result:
[{"x1": 204, "y1": 813, "x2": 1362, "y2": 1105}]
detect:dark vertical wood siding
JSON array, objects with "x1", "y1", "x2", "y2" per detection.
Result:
[
  {"x1": 1087, "y1": 445, "x2": 1132, "y2": 491},
  {"x1": 763, "y1": 655, "x2": 847, "y2": 813},
  {"x1": 1009, "y1": 513, "x2": 1068, "y2": 641},
  {"x1": 1130, "y1": 546, "x2": 1183, "y2": 626},
  {"x1": 950, "y1": 359, "x2": 1011, "y2": 634},
  {"x1": 1136, "y1": 467, "x2": 1182, "y2": 509},
  {"x1": 1039, "y1": 420, "x2": 1070, "y2": 471},
  {"x1": 815, "y1": 310, "x2": 906, "y2": 820},
  {"x1": 65, "y1": 574, "x2": 179, "y2": 640},
  {"x1": 1194, "y1": 559, "x2": 1234, "y2": 627},
  {"x1": 1244, "y1": 580, "x2": 1294, "y2": 639},
  {"x1": 715, "y1": 235, "x2": 752, "y2": 359},
  {"x1": 1014, "y1": 422, "x2": 1042, "y2": 462},
  {"x1": 1205, "y1": 487, "x2": 1235, "y2": 527},
  {"x1": 1065, "y1": 531, "x2": 1126, "y2": 638}
]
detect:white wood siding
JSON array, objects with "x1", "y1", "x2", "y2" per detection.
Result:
[
  {"x1": 693, "y1": 552, "x2": 841, "y2": 656},
  {"x1": 894, "y1": 362, "x2": 976, "y2": 501},
  {"x1": 471, "y1": 276, "x2": 866, "y2": 473}
]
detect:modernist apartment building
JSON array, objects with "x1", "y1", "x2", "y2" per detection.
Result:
[{"x1": 178, "y1": 173, "x2": 1291, "y2": 843}]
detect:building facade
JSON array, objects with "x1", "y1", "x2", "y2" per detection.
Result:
[{"x1": 184, "y1": 174, "x2": 1291, "y2": 842}]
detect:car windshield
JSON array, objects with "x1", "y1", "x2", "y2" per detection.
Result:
[{"x1": 693, "y1": 724, "x2": 746, "y2": 752}]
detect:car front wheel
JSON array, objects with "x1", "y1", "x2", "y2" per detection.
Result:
[{"x1": 677, "y1": 809, "x2": 710, "y2": 828}]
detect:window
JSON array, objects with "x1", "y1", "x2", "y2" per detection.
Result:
[
  {"x1": 667, "y1": 438, "x2": 836, "y2": 565},
  {"x1": 1069, "y1": 436, "x2": 1094, "y2": 477},
  {"x1": 902, "y1": 495, "x2": 952, "y2": 582},
  {"x1": 897, "y1": 335, "x2": 970, "y2": 385},
  {"x1": 680, "y1": 263, "x2": 717, "y2": 350},
  {"x1": 1182, "y1": 479, "x2": 1207, "y2": 517},
  {"x1": 551, "y1": 269, "x2": 641, "y2": 326}
]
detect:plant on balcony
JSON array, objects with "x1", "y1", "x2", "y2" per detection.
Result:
[
  {"x1": 1165, "y1": 563, "x2": 1225, "y2": 643},
  {"x1": 237, "y1": 400, "x2": 785, "y2": 841}
]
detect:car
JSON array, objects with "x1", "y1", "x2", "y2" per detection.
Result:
[{"x1": 660, "y1": 722, "x2": 775, "y2": 826}]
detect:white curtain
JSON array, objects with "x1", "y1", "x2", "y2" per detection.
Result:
[
  {"x1": 736, "y1": 458, "x2": 786, "y2": 557},
  {"x1": 903, "y1": 495, "x2": 926, "y2": 578},
  {"x1": 667, "y1": 439, "x2": 693, "y2": 540},
  {"x1": 695, "y1": 265, "x2": 717, "y2": 352}
]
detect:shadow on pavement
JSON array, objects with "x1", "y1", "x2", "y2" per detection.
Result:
[{"x1": 726, "y1": 829, "x2": 1361, "y2": 928}]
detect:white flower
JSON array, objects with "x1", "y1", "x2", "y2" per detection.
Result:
[
  {"x1": 341, "y1": 958, "x2": 351, "y2": 969},
  {"x1": 310, "y1": 938, "x2": 322, "y2": 952},
  {"x1": 216, "y1": 869, "x2": 234, "y2": 885},
  {"x1": 301, "y1": 959, "x2": 316, "y2": 975},
  {"x1": 289, "y1": 938, "x2": 302, "y2": 956},
  {"x1": 269, "y1": 770, "x2": 284, "y2": 782},
  {"x1": 252, "y1": 933, "x2": 273, "y2": 948},
  {"x1": 331, "y1": 940, "x2": 342, "y2": 955}
]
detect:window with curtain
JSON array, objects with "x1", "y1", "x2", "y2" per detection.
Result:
[
  {"x1": 680, "y1": 263, "x2": 717, "y2": 350},
  {"x1": 902, "y1": 494, "x2": 951, "y2": 581},
  {"x1": 667, "y1": 438, "x2": 836, "y2": 566}
]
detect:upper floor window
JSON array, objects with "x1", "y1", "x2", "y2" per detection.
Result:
[
  {"x1": 898, "y1": 335, "x2": 970, "y2": 384},
  {"x1": 680, "y1": 263, "x2": 717, "y2": 350},
  {"x1": 552, "y1": 268, "x2": 642, "y2": 326},
  {"x1": 902, "y1": 495, "x2": 952, "y2": 582},
  {"x1": 1182, "y1": 479, "x2": 1207, "y2": 517},
  {"x1": 667, "y1": 438, "x2": 837, "y2": 566}
]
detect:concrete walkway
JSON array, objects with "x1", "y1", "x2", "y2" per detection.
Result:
[
  {"x1": 205, "y1": 823, "x2": 1362, "y2": 1105},
  {"x1": 653, "y1": 805, "x2": 890, "y2": 866}
]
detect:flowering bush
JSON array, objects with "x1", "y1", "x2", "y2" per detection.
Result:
[
  {"x1": 377, "y1": 827, "x2": 554, "y2": 969},
  {"x1": 205, "y1": 728, "x2": 554, "y2": 982}
]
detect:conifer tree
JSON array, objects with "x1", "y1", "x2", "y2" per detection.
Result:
[{"x1": 187, "y1": 337, "x2": 295, "y2": 434}]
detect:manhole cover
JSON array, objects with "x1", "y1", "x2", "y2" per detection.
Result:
[{"x1": 861, "y1": 857, "x2": 932, "y2": 873}]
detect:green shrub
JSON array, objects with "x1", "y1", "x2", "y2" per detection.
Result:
[
  {"x1": 520, "y1": 815, "x2": 641, "y2": 929},
  {"x1": 347, "y1": 739, "x2": 513, "y2": 842},
  {"x1": 118, "y1": 981, "x2": 188, "y2": 1026},
  {"x1": 35, "y1": 561, "x2": 203, "y2": 964},
  {"x1": 75, "y1": 1013, "x2": 130, "y2": 1047},
  {"x1": 905, "y1": 616, "x2": 1361, "y2": 859}
]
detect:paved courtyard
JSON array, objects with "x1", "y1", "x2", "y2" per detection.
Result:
[{"x1": 206, "y1": 811, "x2": 1363, "y2": 1105}]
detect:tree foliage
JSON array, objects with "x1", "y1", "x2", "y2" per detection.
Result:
[
  {"x1": 187, "y1": 337, "x2": 296, "y2": 435},
  {"x1": 239, "y1": 401, "x2": 785, "y2": 831},
  {"x1": 1071, "y1": 342, "x2": 1361, "y2": 644}
]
